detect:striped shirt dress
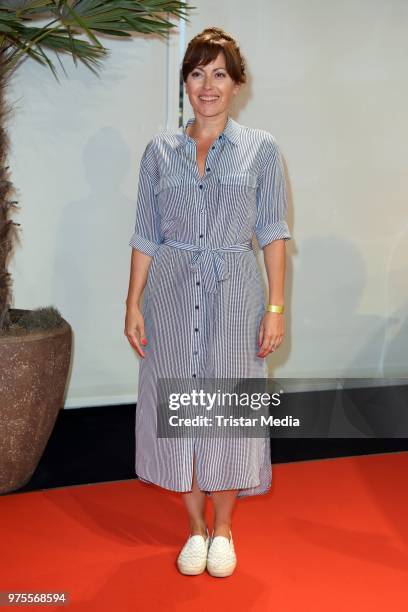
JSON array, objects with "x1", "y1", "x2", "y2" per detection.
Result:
[{"x1": 129, "y1": 114, "x2": 292, "y2": 498}]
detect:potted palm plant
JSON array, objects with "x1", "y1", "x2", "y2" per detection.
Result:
[{"x1": 0, "y1": 0, "x2": 190, "y2": 494}]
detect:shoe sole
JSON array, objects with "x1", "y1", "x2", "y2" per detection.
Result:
[
  {"x1": 177, "y1": 561, "x2": 207, "y2": 575},
  {"x1": 177, "y1": 541, "x2": 210, "y2": 576},
  {"x1": 206, "y1": 562, "x2": 237, "y2": 577}
]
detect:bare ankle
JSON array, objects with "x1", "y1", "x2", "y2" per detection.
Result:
[
  {"x1": 189, "y1": 520, "x2": 207, "y2": 537},
  {"x1": 213, "y1": 523, "x2": 231, "y2": 538}
]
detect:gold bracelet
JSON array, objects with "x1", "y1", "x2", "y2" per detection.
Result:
[{"x1": 266, "y1": 304, "x2": 284, "y2": 314}]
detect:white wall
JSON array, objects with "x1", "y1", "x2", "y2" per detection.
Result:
[
  {"x1": 7, "y1": 1, "x2": 408, "y2": 408},
  {"x1": 7, "y1": 29, "x2": 180, "y2": 408}
]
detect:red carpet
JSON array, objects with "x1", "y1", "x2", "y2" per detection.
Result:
[{"x1": 1, "y1": 452, "x2": 407, "y2": 611}]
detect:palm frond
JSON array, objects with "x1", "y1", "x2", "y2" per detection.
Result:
[
  {"x1": 0, "y1": 0, "x2": 194, "y2": 78},
  {"x1": 2, "y1": 23, "x2": 107, "y2": 75}
]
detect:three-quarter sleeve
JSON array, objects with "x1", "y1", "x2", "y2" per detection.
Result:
[
  {"x1": 254, "y1": 138, "x2": 292, "y2": 248},
  {"x1": 129, "y1": 143, "x2": 162, "y2": 256}
]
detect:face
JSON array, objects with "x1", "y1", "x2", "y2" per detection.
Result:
[{"x1": 184, "y1": 51, "x2": 241, "y2": 120}]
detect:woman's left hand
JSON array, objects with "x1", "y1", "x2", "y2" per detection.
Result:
[{"x1": 257, "y1": 312, "x2": 285, "y2": 358}]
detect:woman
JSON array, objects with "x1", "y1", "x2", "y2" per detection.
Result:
[{"x1": 125, "y1": 27, "x2": 291, "y2": 578}]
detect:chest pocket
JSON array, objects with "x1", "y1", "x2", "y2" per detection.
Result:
[
  {"x1": 217, "y1": 172, "x2": 258, "y2": 220},
  {"x1": 153, "y1": 174, "x2": 188, "y2": 222},
  {"x1": 217, "y1": 172, "x2": 257, "y2": 189},
  {"x1": 153, "y1": 174, "x2": 184, "y2": 195}
]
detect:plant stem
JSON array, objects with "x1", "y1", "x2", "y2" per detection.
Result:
[{"x1": 0, "y1": 57, "x2": 18, "y2": 331}]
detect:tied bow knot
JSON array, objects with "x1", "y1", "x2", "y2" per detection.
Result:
[
  {"x1": 190, "y1": 248, "x2": 230, "y2": 294},
  {"x1": 161, "y1": 238, "x2": 253, "y2": 295}
]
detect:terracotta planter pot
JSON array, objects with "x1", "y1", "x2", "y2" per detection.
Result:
[{"x1": 0, "y1": 309, "x2": 72, "y2": 494}]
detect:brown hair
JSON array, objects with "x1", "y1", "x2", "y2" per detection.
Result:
[{"x1": 181, "y1": 27, "x2": 246, "y2": 85}]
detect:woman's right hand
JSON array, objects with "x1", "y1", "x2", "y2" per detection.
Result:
[{"x1": 124, "y1": 305, "x2": 148, "y2": 358}]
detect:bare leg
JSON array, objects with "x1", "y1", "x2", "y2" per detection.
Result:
[
  {"x1": 180, "y1": 454, "x2": 208, "y2": 537},
  {"x1": 211, "y1": 489, "x2": 239, "y2": 538}
]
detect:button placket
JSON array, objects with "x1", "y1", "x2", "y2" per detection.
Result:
[
  {"x1": 193, "y1": 276, "x2": 201, "y2": 371},
  {"x1": 193, "y1": 181, "x2": 206, "y2": 377},
  {"x1": 190, "y1": 136, "x2": 221, "y2": 378}
]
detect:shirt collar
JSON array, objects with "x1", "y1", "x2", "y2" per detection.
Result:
[{"x1": 175, "y1": 114, "x2": 241, "y2": 148}]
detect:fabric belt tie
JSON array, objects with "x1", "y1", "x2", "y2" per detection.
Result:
[{"x1": 162, "y1": 238, "x2": 253, "y2": 294}]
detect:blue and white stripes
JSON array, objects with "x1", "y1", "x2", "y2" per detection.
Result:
[
  {"x1": 130, "y1": 114, "x2": 292, "y2": 498},
  {"x1": 129, "y1": 114, "x2": 291, "y2": 256}
]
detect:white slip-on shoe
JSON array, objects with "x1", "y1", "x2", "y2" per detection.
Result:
[
  {"x1": 206, "y1": 529, "x2": 237, "y2": 577},
  {"x1": 176, "y1": 528, "x2": 211, "y2": 575}
]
